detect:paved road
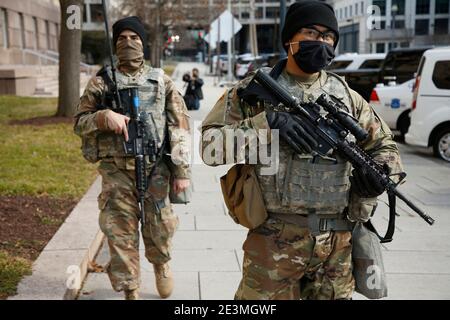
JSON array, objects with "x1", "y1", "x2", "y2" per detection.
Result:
[{"x1": 79, "y1": 62, "x2": 450, "y2": 300}]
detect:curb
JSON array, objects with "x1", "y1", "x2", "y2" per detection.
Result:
[
  {"x1": 9, "y1": 177, "x2": 104, "y2": 300},
  {"x1": 64, "y1": 230, "x2": 105, "y2": 300}
]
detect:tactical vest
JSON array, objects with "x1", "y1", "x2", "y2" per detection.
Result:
[
  {"x1": 83, "y1": 65, "x2": 166, "y2": 162},
  {"x1": 254, "y1": 69, "x2": 356, "y2": 216}
]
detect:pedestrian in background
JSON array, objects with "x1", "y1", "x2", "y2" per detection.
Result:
[{"x1": 183, "y1": 68, "x2": 204, "y2": 110}]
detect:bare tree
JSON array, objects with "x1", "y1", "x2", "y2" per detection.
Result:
[
  {"x1": 56, "y1": 0, "x2": 83, "y2": 117},
  {"x1": 114, "y1": 0, "x2": 224, "y2": 67}
]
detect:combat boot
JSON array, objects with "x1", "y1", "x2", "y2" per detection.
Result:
[
  {"x1": 124, "y1": 288, "x2": 139, "y2": 300},
  {"x1": 153, "y1": 263, "x2": 173, "y2": 298}
]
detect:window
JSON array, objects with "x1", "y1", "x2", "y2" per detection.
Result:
[
  {"x1": 435, "y1": 0, "x2": 449, "y2": 14},
  {"x1": 355, "y1": 3, "x2": 359, "y2": 16},
  {"x1": 345, "y1": 7, "x2": 348, "y2": 18},
  {"x1": 339, "y1": 24, "x2": 360, "y2": 53},
  {"x1": 388, "y1": 42, "x2": 398, "y2": 51},
  {"x1": 83, "y1": 4, "x2": 87, "y2": 23},
  {"x1": 241, "y1": 12, "x2": 250, "y2": 19},
  {"x1": 416, "y1": 0, "x2": 430, "y2": 14},
  {"x1": 432, "y1": 61, "x2": 450, "y2": 90},
  {"x1": 380, "y1": 20, "x2": 386, "y2": 29},
  {"x1": 384, "y1": 51, "x2": 427, "y2": 73},
  {"x1": 392, "y1": 20, "x2": 405, "y2": 29},
  {"x1": 400, "y1": 42, "x2": 410, "y2": 48},
  {"x1": 392, "y1": 0, "x2": 406, "y2": 15},
  {"x1": 359, "y1": 59, "x2": 384, "y2": 69},
  {"x1": 361, "y1": 1, "x2": 364, "y2": 15},
  {"x1": 33, "y1": 17, "x2": 38, "y2": 50},
  {"x1": 327, "y1": 60, "x2": 352, "y2": 70},
  {"x1": 0, "y1": 8, "x2": 8, "y2": 49},
  {"x1": 90, "y1": 4, "x2": 104, "y2": 23},
  {"x1": 19, "y1": 13, "x2": 25, "y2": 48},
  {"x1": 373, "y1": 0, "x2": 386, "y2": 16},
  {"x1": 415, "y1": 19, "x2": 429, "y2": 35},
  {"x1": 256, "y1": 7, "x2": 263, "y2": 19},
  {"x1": 435, "y1": 18, "x2": 449, "y2": 34},
  {"x1": 45, "y1": 20, "x2": 50, "y2": 50},
  {"x1": 266, "y1": 7, "x2": 279, "y2": 19},
  {"x1": 350, "y1": 5, "x2": 353, "y2": 17},
  {"x1": 376, "y1": 43, "x2": 385, "y2": 53}
]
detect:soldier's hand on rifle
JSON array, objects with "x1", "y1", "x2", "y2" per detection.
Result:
[
  {"x1": 105, "y1": 110, "x2": 130, "y2": 141},
  {"x1": 172, "y1": 179, "x2": 190, "y2": 194},
  {"x1": 350, "y1": 166, "x2": 388, "y2": 198},
  {"x1": 266, "y1": 110, "x2": 318, "y2": 154}
]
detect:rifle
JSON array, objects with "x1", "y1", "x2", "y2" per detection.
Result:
[
  {"x1": 121, "y1": 89, "x2": 159, "y2": 226},
  {"x1": 101, "y1": 1, "x2": 159, "y2": 226},
  {"x1": 239, "y1": 70, "x2": 435, "y2": 243},
  {"x1": 101, "y1": 0, "x2": 122, "y2": 113}
]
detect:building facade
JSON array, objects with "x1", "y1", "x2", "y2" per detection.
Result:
[
  {"x1": 330, "y1": 0, "x2": 450, "y2": 54},
  {"x1": 0, "y1": 0, "x2": 60, "y2": 65}
]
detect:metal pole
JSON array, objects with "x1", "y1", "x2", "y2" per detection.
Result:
[
  {"x1": 227, "y1": 0, "x2": 233, "y2": 82},
  {"x1": 249, "y1": 0, "x2": 258, "y2": 57},
  {"x1": 279, "y1": 0, "x2": 287, "y2": 58},
  {"x1": 208, "y1": 0, "x2": 213, "y2": 74},
  {"x1": 216, "y1": 14, "x2": 221, "y2": 82}
]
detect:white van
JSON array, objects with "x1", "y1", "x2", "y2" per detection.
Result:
[
  {"x1": 405, "y1": 47, "x2": 450, "y2": 162},
  {"x1": 370, "y1": 79, "x2": 415, "y2": 137}
]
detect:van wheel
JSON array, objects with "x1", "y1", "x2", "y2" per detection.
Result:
[
  {"x1": 433, "y1": 128, "x2": 450, "y2": 162},
  {"x1": 397, "y1": 111, "x2": 411, "y2": 138}
]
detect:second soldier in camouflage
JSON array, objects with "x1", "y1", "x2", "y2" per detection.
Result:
[{"x1": 74, "y1": 17, "x2": 191, "y2": 300}]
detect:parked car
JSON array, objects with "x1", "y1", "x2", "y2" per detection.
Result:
[
  {"x1": 333, "y1": 47, "x2": 431, "y2": 102},
  {"x1": 378, "y1": 47, "x2": 433, "y2": 86},
  {"x1": 369, "y1": 79, "x2": 415, "y2": 137},
  {"x1": 211, "y1": 54, "x2": 229, "y2": 74},
  {"x1": 406, "y1": 47, "x2": 450, "y2": 162},
  {"x1": 235, "y1": 55, "x2": 264, "y2": 79},
  {"x1": 327, "y1": 53, "x2": 386, "y2": 71}
]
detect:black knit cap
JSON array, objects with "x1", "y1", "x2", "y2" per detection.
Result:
[
  {"x1": 112, "y1": 16, "x2": 146, "y2": 50},
  {"x1": 282, "y1": 0, "x2": 340, "y2": 51}
]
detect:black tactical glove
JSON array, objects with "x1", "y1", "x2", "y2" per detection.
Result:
[
  {"x1": 350, "y1": 164, "x2": 390, "y2": 198},
  {"x1": 266, "y1": 110, "x2": 318, "y2": 154}
]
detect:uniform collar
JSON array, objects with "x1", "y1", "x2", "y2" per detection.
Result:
[{"x1": 281, "y1": 69, "x2": 327, "y2": 90}]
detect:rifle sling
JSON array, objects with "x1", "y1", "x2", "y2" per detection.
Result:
[{"x1": 365, "y1": 191, "x2": 396, "y2": 243}]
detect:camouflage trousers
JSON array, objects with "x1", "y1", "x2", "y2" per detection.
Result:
[
  {"x1": 235, "y1": 217, "x2": 355, "y2": 300},
  {"x1": 97, "y1": 160, "x2": 179, "y2": 292}
]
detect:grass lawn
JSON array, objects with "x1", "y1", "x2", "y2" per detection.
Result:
[
  {"x1": 0, "y1": 96, "x2": 98, "y2": 197},
  {"x1": 0, "y1": 95, "x2": 98, "y2": 299}
]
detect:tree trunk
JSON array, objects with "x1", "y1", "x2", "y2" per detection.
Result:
[{"x1": 56, "y1": 0, "x2": 83, "y2": 117}]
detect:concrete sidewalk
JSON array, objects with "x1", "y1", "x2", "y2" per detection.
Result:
[{"x1": 75, "y1": 62, "x2": 450, "y2": 300}]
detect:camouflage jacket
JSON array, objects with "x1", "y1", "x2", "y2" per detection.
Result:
[
  {"x1": 201, "y1": 68, "x2": 404, "y2": 220},
  {"x1": 74, "y1": 64, "x2": 191, "y2": 180}
]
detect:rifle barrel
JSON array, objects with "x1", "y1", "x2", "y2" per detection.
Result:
[
  {"x1": 101, "y1": 0, "x2": 121, "y2": 108},
  {"x1": 393, "y1": 188, "x2": 435, "y2": 225}
]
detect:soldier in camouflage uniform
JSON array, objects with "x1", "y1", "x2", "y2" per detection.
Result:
[
  {"x1": 201, "y1": 0, "x2": 403, "y2": 300},
  {"x1": 74, "y1": 17, "x2": 191, "y2": 300}
]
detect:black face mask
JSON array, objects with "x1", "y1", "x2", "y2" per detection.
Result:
[{"x1": 291, "y1": 40, "x2": 335, "y2": 74}]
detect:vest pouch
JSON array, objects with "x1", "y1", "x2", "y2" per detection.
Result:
[
  {"x1": 220, "y1": 164, "x2": 268, "y2": 230},
  {"x1": 281, "y1": 156, "x2": 351, "y2": 213}
]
